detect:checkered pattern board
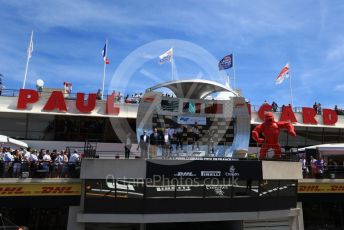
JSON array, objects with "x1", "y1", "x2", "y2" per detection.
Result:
[{"x1": 152, "y1": 114, "x2": 234, "y2": 145}]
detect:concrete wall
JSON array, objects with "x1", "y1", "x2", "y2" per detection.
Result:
[
  {"x1": 80, "y1": 158, "x2": 146, "y2": 179},
  {"x1": 68, "y1": 206, "x2": 85, "y2": 230},
  {"x1": 262, "y1": 161, "x2": 303, "y2": 180},
  {"x1": 77, "y1": 209, "x2": 301, "y2": 224}
]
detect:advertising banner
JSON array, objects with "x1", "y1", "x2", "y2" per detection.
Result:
[
  {"x1": 0, "y1": 183, "x2": 81, "y2": 197},
  {"x1": 298, "y1": 182, "x2": 344, "y2": 193},
  {"x1": 146, "y1": 160, "x2": 262, "y2": 180},
  {"x1": 177, "y1": 116, "x2": 207, "y2": 125}
]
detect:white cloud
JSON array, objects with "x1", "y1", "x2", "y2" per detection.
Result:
[{"x1": 335, "y1": 84, "x2": 344, "y2": 91}]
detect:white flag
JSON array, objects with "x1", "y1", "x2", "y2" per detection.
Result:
[
  {"x1": 275, "y1": 63, "x2": 289, "y2": 84},
  {"x1": 159, "y1": 48, "x2": 173, "y2": 64}
]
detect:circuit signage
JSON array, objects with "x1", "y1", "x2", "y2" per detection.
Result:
[
  {"x1": 16, "y1": 89, "x2": 120, "y2": 114},
  {"x1": 258, "y1": 104, "x2": 338, "y2": 125}
]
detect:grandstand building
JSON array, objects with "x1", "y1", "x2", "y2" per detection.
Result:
[{"x1": 0, "y1": 79, "x2": 343, "y2": 229}]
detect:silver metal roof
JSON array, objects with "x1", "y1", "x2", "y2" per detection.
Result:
[{"x1": 147, "y1": 79, "x2": 238, "y2": 99}]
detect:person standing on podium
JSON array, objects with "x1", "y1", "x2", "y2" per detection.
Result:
[{"x1": 138, "y1": 130, "x2": 150, "y2": 158}]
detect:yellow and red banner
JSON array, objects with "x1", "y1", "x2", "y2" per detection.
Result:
[
  {"x1": 0, "y1": 183, "x2": 81, "y2": 197},
  {"x1": 298, "y1": 182, "x2": 344, "y2": 193}
]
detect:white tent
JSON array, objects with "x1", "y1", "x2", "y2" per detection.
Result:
[
  {"x1": 298, "y1": 143, "x2": 344, "y2": 156},
  {"x1": 0, "y1": 135, "x2": 28, "y2": 148}
]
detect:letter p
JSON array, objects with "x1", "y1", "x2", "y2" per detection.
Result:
[{"x1": 17, "y1": 89, "x2": 39, "y2": 109}]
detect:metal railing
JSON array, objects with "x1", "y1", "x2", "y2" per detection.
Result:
[
  {"x1": 0, "y1": 161, "x2": 80, "y2": 178},
  {"x1": 0, "y1": 88, "x2": 142, "y2": 103},
  {"x1": 302, "y1": 164, "x2": 344, "y2": 179}
]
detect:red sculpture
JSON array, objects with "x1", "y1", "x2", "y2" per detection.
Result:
[{"x1": 252, "y1": 111, "x2": 296, "y2": 159}]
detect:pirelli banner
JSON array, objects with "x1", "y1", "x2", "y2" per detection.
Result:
[
  {"x1": 0, "y1": 183, "x2": 81, "y2": 197},
  {"x1": 298, "y1": 182, "x2": 344, "y2": 194},
  {"x1": 146, "y1": 160, "x2": 262, "y2": 180}
]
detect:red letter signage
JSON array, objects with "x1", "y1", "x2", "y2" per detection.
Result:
[
  {"x1": 302, "y1": 107, "x2": 317, "y2": 124},
  {"x1": 258, "y1": 104, "x2": 273, "y2": 121},
  {"x1": 17, "y1": 89, "x2": 39, "y2": 109},
  {"x1": 76, "y1": 93, "x2": 96, "y2": 113},
  {"x1": 106, "y1": 93, "x2": 120, "y2": 115},
  {"x1": 43, "y1": 91, "x2": 67, "y2": 112},
  {"x1": 323, "y1": 109, "x2": 338, "y2": 125},
  {"x1": 280, "y1": 106, "x2": 297, "y2": 123}
]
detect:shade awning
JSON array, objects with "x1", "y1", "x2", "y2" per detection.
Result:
[
  {"x1": 147, "y1": 79, "x2": 239, "y2": 99},
  {"x1": 0, "y1": 135, "x2": 28, "y2": 148}
]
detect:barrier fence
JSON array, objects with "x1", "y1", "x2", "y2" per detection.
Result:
[{"x1": 0, "y1": 161, "x2": 80, "y2": 178}]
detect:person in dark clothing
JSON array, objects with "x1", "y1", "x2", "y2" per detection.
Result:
[
  {"x1": 149, "y1": 128, "x2": 161, "y2": 158},
  {"x1": 272, "y1": 101, "x2": 278, "y2": 112},
  {"x1": 124, "y1": 133, "x2": 132, "y2": 159},
  {"x1": 137, "y1": 130, "x2": 150, "y2": 158},
  {"x1": 175, "y1": 125, "x2": 184, "y2": 151},
  {"x1": 192, "y1": 122, "x2": 200, "y2": 151}
]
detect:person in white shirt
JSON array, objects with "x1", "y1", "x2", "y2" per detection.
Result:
[
  {"x1": 23, "y1": 148, "x2": 31, "y2": 162},
  {"x1": 55, "y1": 151, "x2": 64, "y2": 177},
  {"x1": 69, "y1": 150, "x2": 80, "y2": 164},
  {"x1": 29, "y1": 150, "x2": 38, "y2": 162},
  {"x1": 69, "y1": 150, "x2": 80, "y2": 178},
  {"x1": 3, "y1": 149, "x2": 13, "y2": 162},
  {"x1": 42, "y1": 151, "x2": 51, "y2": 173}
]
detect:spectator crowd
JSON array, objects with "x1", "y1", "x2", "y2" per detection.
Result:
[
  {"x1": 0, "y1": 146, "x2": 81, "y2": 178},
  {"x1": 335, "y1": 105, "x2": 344, "y2": 115}
]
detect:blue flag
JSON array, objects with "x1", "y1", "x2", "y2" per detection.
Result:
[{"x1": 218, "y1": 54, "x2": 233, "y2": 70}]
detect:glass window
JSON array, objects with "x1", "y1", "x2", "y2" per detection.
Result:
[
  {"x1": 306, "y1": 127, "x2": 323, "y2": 145},
  {"x1": 323, "y1": 128, "x2": 340, "y2": 143},
  {"x1": 161, "y1": 99, "x2": 178, "y2": 112},
  {"x1": 288, "y1": 126, "x2": 307, "y2": 147},
  {"x1": 340, "y1": 129, "x2": 344, "y2": 143},
  {"x1": 278, "y1": 130, "x2": 288, "y2": 147},
  {"x1": 183, "y1": 102, "x2": 201, "y2": 113},
  {"x1": 205, "y1": 103, "x2": 223, "y2": 114},
  {"x1": 27, "y1": 114, "x2": 55, "y2": 140},
  {"x1": 0, "y1": 112, "x2": 27, "y2": 139}
]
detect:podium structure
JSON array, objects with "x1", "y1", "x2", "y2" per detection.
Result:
[{"x1": 136, "y1": 79, "x2": 251, "y2": 158}]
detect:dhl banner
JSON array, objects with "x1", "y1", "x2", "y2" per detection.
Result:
[
  {"x1": 0, "y1": 183, "x2": 81, "y2": 197},
  {"x1": 298, "y1": 182, "x2": 344, "y2": 193}
]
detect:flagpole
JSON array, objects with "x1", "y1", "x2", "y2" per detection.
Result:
[
  {"x1": 289, "y1": 62, "x2": 293, "y2": 106},
  {"x1": 171, "y1": 47, "x2": 174, "y2": 81},
  {"x1": 101, "y1": 40, "x2": 107, "y2": 100},
  {"x1": 23, "y1": 52, "x2": 30, "y2": 89},
  {"x1": 23, "y1": 31, "x2": 33, "y2": 89},
  {"x1": 232, "y1": 52, "x2": 236, "y2": 90}
]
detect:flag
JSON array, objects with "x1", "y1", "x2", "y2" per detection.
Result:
[
  {"x1": 27, "y1": 31, "x2": 34, "y2": 59},
  {"x1": 102, "y1": 42, "x2": 109, "y2": 64},
  {"x1": 218, "y1": 54, "x2": 233, "y2": 70},
  {"x1": 159, "y1": 48, "x2": 173, "y2": 64},
  {"x1": 275, "y1": 63, "x2": 289, "y2": 84}
]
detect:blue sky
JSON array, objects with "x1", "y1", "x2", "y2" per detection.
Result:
[{"x1": 1, "y1": 0, "x2": 344, "y2": 108}]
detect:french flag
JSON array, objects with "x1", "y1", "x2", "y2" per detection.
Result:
[{"x1": 102, "y1": 42, "x2": 110, "y2": 64}]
